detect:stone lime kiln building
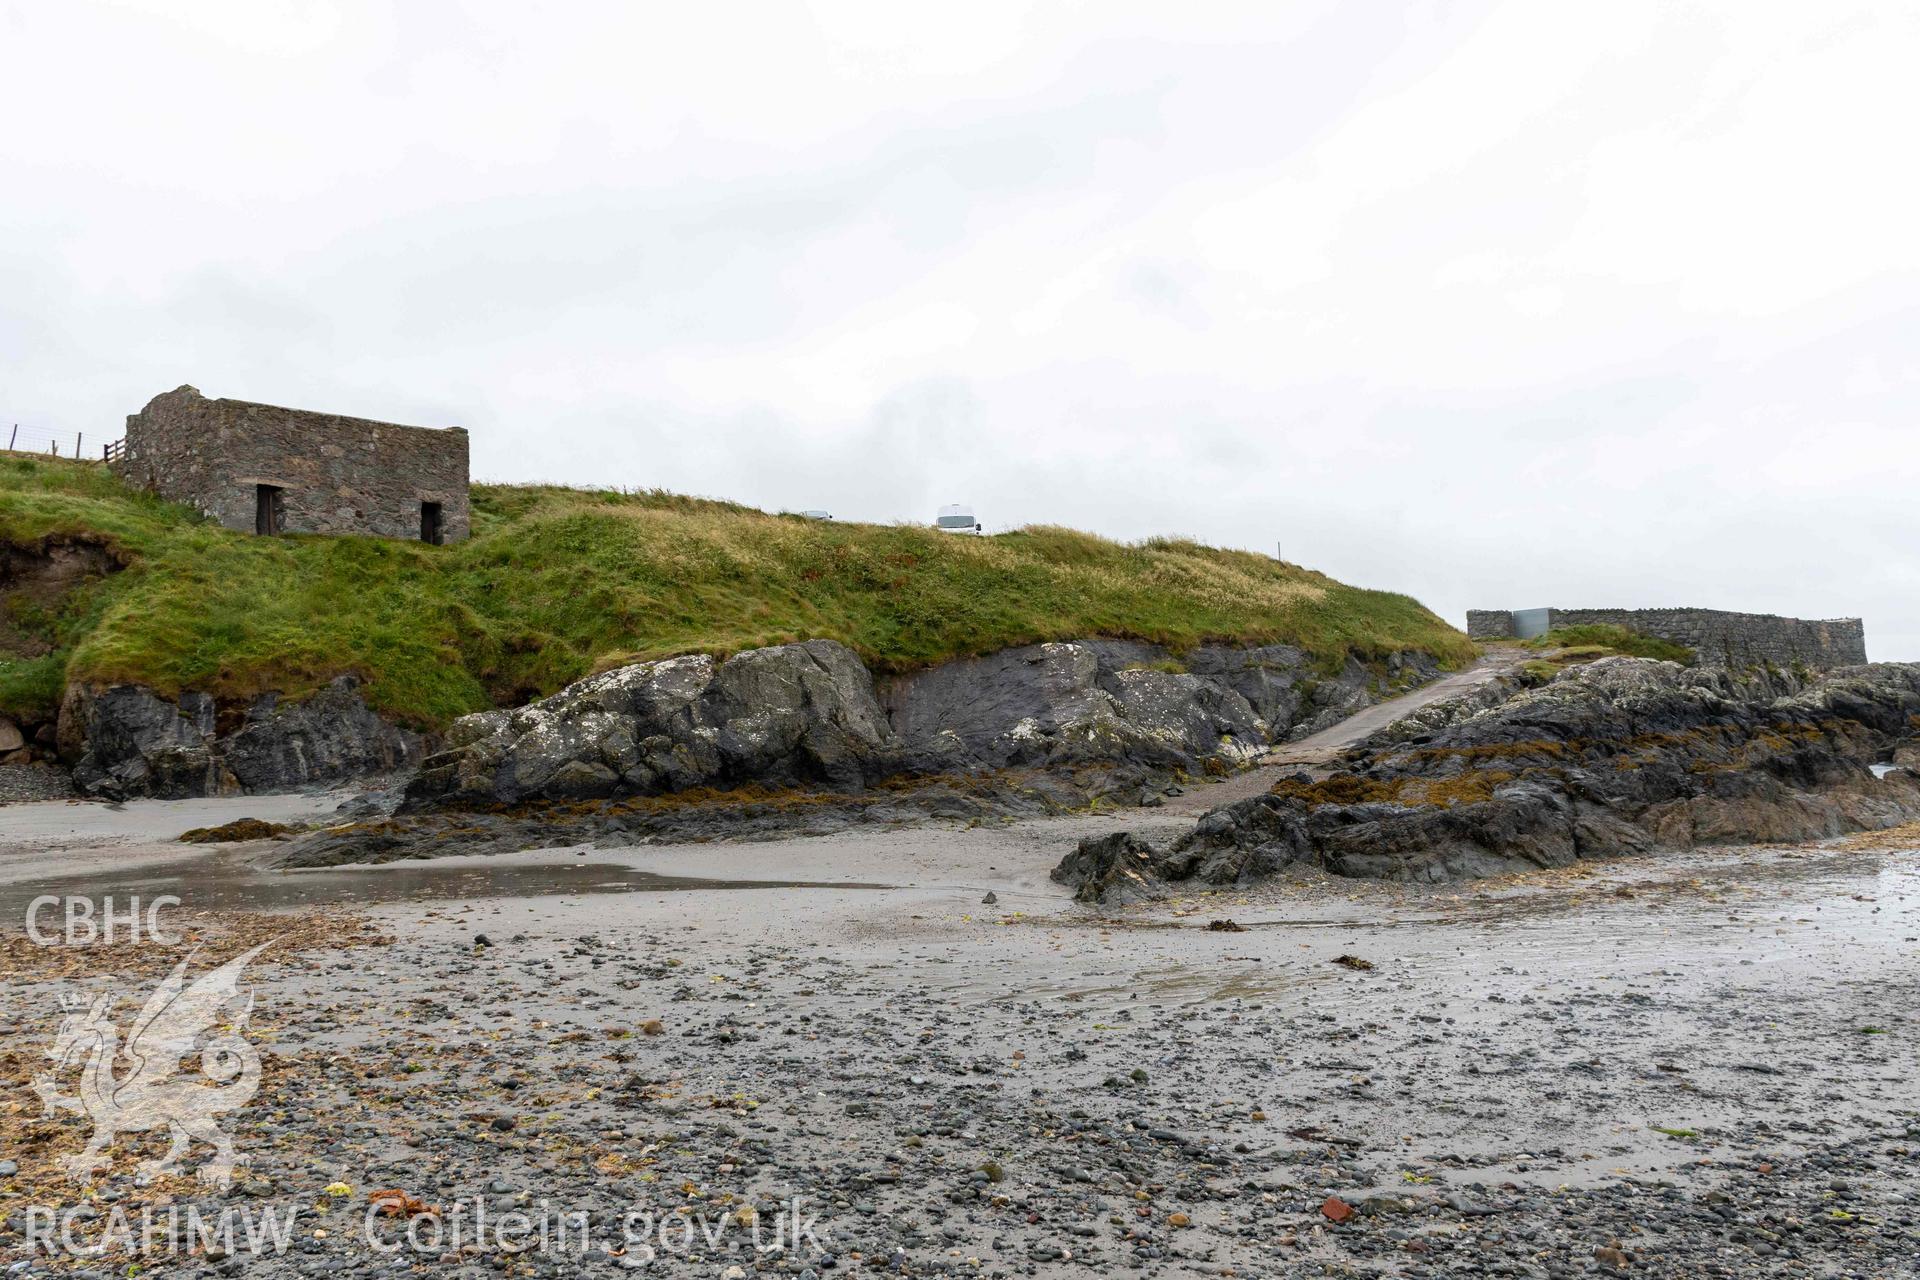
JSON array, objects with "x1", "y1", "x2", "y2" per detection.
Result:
[{"x1": 110, "y1": 386, "x2": 470, "y2": 543}]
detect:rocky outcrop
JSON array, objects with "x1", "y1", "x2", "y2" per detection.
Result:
[
  {"x1": 221, "y1": 680, "x2": 424, "y2": 791},
  {"x1": 47, "y1": 631, "x2": 1442, "y2": 809},
  {"x1": 63, "y1": 676, "x2": 421, "y2": 799},
  {"x1": 64, "y1": 685, "x2": 232, "y2": 798},
  {"x1": 1057, "y1": 658, "x2": 1920, "y2": 900},
  {"x1": 404, "y1": 637, "x2": 1441, "y2": 811},
  {"x1": 1052, "y1": 832, "x2": 1169, "y2": 906},
  {"x1": 880, "y1": 641, "x2": 1265, "y2": 771},
  {"x1": 879, "y1": 639, "x2": 1435, "y2": 770},
  {"x1": 405, "y1": 640, "x2": 906, "y2": 808}
]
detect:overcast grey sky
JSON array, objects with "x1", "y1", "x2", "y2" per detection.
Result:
[{"x1": 5, "y1": 2, "x2": 1918, "y2": 654}]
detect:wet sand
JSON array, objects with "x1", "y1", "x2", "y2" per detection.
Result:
[{"x1": 1, "y1": 790, "x2": 1916, "y2": 1276}]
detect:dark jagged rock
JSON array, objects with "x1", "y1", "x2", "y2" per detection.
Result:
[
  {"x1": 879, "y1": 639, "x2": 1436, "y2": 770},
  {"x1": 290, "y1": 639, "x2": 1447, "y2": 862},
  {"x1": 44, "y1": 635, "x2": 1439, "y2": 811},
  {"x1": 63, "y1": 685, "x2": 235, "y2": 798},
  {"x1": 221, "y1": 678, "x2": 423, "y2": 791},
  {"x1": 1058, "y1": 658, "x2": 1920, "y2": 898},
  {"x1": 407, "y1": 637, "x2": 1443, "y2": 812},
  {"x1": 881, "y1": 641, "x2": 1264, "y2": 770},
  {"x1": 63, "y1": 675, "x2": 420, "y2": 800},
  {"x1": 1050, "y1": 831, "x2": 1168, "y2": 905}
]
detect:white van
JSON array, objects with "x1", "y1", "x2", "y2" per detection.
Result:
[{"x1": 935, "y1": 504, "x2": 981, "y2": 534}]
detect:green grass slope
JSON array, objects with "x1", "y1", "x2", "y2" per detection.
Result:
[
  {"x1": 0, "y1": 456, "x2": 1475, "y2": 730},
  {"x1": 1522, "y1": 624, "x2": 1696, "y2": 665}
]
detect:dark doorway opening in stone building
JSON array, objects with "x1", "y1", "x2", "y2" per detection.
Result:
[
  {"x1": 420, "y1": 502, "x2": 443, "y2": 546},
  {"x1": 254, "y1": 484, "x2": 284, "y2": 536}
]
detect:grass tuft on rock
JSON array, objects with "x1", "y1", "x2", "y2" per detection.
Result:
[
  {"x1": 1523, "y1": 624, "x2": 1694, "y2": 666},
  {"x1": 0, "y1": 456, "x2": 1474, "y2": 728}
]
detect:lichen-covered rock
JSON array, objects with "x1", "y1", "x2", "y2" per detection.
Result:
[
  {"x1": 405, "y1": 639, "x2": 904, "y2": 808},
  {"x1": 1058, "y1": 658, "x2": 1920, "y2": 897},
  {"x1": 879, "y1": 640, "x2": 1431, "y2": 771},
  {"x1": 404, "y1": 637, "x2": 1445, "y2": 811},
  {"x1": 883, "y1": 643, "x2": 1179, "y2": 768},
  {"x1": 63, "y1": 676, "x2": 419, "y2": 800}
]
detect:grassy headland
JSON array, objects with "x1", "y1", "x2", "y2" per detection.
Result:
[{"x1": 0, "y1": 456, "x2": 1475, "y2": 729}]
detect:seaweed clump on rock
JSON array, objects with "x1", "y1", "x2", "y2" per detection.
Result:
[{"x1": 1056, "y1": 657, "x2": 1920, "y2": 901}]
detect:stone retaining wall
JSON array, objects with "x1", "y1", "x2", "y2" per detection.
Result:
[{"x1": 1466, "y1": 607, "x2": 1866, "y2": 668}]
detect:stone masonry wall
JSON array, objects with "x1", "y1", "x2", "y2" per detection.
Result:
[
  {"x1": 1467, "y1": 607, "x2": 1866, "y2": 669},
  {"x1": 1466, "y1": 610, "x2": 1518, "y2": 640},
  {"x1": 113, "y1": 385, "x2": 470, "y2": 542}
]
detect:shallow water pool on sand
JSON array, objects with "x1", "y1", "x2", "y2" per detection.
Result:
[{"x1": 0, "y1": 854, "x2": 889, "y2": 918}]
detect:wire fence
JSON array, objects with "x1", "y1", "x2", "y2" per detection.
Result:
[{"x1": 0, "y1": 421, "x2": 123, "y2": 460}]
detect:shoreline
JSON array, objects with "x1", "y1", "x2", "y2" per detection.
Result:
[{"x1": 2, "y1": 795, "x2": 1916, "y2": 1276}]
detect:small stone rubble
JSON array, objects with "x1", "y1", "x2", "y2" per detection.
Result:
[{"x1": 4, "y1": 846, "x2": 1914, "y2": 1279}]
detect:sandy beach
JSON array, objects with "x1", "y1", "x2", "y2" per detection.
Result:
[{"x1": 2, "y1": 784, "x2": 1915, "y2": 1278}]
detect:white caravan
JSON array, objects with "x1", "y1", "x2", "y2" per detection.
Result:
[{"x1": 935, "y1": 504, "x2": 981, "y2": 534}]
